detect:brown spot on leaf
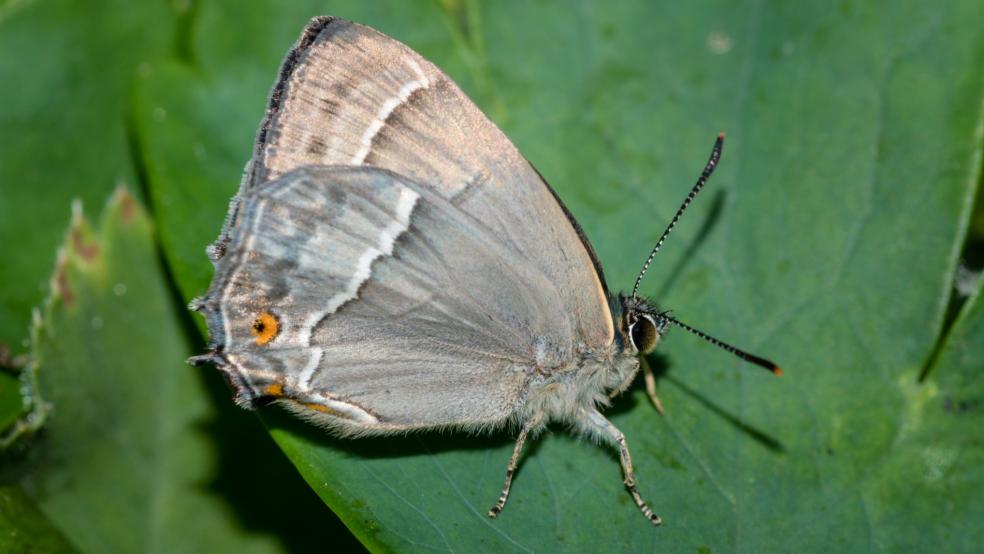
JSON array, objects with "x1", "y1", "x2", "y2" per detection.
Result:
[
  {"x1": 70, "y1": 226, "x2": 100, "y2": 261},
  {"x1": 117, "y1": 188, "x2": 136, "y2": 224},
  {"x1": 54, "y1": 261, "x2": 75, "y2": 307}
]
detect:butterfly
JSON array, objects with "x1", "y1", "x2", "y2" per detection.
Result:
[{"x1": 190, "y1": 16, "x2": 780, "y2": 526}]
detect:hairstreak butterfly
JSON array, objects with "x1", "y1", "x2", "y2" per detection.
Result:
[{"x1": 190, "y1": 16, "x2": 780, "y2": 526}]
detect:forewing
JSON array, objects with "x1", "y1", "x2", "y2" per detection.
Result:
[
  {"x1": 212, "y1": 16, "x2": 613, "y2": 352},
  {"x1": 199, "y1": 166, "x2": 575, "y2": 432}
]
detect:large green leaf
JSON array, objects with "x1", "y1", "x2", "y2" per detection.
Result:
[
  {"x1": 0, "y1": 486, "x2": 77, "y2": 554},
  {"x1": 863, "y1": 267, "x2": 984, "y2": 552},
  {"x1": 0, "y1": 0, "x2": 183, "y2": 441},
  {"x1": 0, "y1": 0, "x2": 179, "y2": 351},
  {"x1": 7, "y1": 189, "x2": 356, "y2": 553},
  {"x1": 135, "y1": 0, "x2": 984, "y2": 550}
]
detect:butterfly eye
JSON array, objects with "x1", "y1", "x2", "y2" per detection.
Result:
[{"x1": 629, "y1": 315, "x2": 659, "y2": 354}]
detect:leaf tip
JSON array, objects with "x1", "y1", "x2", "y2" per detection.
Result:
[{"x1": 111, "y1": 184, "x2": 138, "y2": 225}]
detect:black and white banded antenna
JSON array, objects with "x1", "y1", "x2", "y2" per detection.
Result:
[
  {"x1": 632, "y1": 133, "x2": 781, "y2": 376},
  {"x1": 631, "y1": 133, "x2": 725, "y2": 298},
  {"x1": 663, "y1": 314, "x2": 782, "y2": 375}
]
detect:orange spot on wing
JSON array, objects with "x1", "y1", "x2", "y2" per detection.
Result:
[
  {"x1": 263, "y1": 383, "x2": 284, "y2": 397},
  {"x1": 250, "y1": 312, "x2": 280, "y2": 345},
  {"x1": 301, "y1": 402, "x2": 344, "y2": 418}
]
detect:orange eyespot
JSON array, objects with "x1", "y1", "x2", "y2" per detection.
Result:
[
  {"x1": 250, "y1": 312, "x2": 280, "y2": 345},
  {"x1": 301, "y1": 401, "x2": 344, "y2": 417}
]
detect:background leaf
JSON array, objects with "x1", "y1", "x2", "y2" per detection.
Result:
[
  {"x1": 5, "y1": 190, "x2": 360, "y2": 552},
  {"x1": 0, "y1": 0, "x2": 179, "y2": 351},
  {"x1": 861, "y1": 268, "x2": 984, "y2": 551},
  {"x1": 0, "y1": 486, "x2": 77, "y2": 554},
  {"x1": 0, "y1": 0, "x2": 184, "y2": 440},
  {"x1": 137, "y1": 0, "x2": 984, "y2": 551}
]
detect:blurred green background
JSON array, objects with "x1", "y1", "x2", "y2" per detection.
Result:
[{"x1": 1, "y1": 0, "x2": 982, "y2": 552}]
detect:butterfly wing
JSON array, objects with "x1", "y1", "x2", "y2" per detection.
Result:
[
  {"x1": 198, "y1": 17, "x2": 616, "y2": 433},
  {"x1": 211, "y1": 16, "x2": 612, "y2": 350},
  {"x1": 199, "y1": 166, "x2": 584, "y2": 433}
]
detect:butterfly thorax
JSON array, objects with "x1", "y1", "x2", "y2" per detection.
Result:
[
  {"x1": 516, "y1": 293, "x2": 663, "y2": 427},
  {"x1": 517, "y1": 343, "x2": 638, "y2": 428}
]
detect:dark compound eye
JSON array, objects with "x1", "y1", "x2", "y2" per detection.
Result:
[{"x1": 629, "y1": 315, "x2": 659, "y2": 354}]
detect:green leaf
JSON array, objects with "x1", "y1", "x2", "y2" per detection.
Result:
[
  {"x1": 136, "y1": 0, "x2": 984, "y2": 551},
  {"x1": 8, "y1": 189, "x2": 352, "y2": 553},
  {"x1": 0, "y1": 348, "x2": 46, "y2": 449},
  {"x1": 0, "y1": 0, "x2": 180, "y2": 351},
  {"x1": 0, "y1": 486, "x2": 77, "y2": 554},
  {"x1": 0, "y1": 371, "x2": 28, "y2": 441},
  {"x1": 861, "y1": 272, "x2": 984, "y2": 551}
]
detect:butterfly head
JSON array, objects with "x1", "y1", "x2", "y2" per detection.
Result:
[{"x1": 617, "y1": 294, "x2": 667, "y2": 355}]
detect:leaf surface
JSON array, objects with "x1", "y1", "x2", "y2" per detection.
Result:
[
  {"x1": 136, "y1": 0, "x2": 984, "y2": 551},
  {"x1": 0, "y1": 0, "x2": 178, "y2": 349},
  {"x1": 0, "y1": 486, "x2": 77, "y2": 554}
]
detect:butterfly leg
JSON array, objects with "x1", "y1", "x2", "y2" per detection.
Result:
[
  {"x1": 580, "y1": 408, "x2": 662, "y2": 525},
  {"x1": 641, "y1": 357, "x2": 665, "y2": 414},
  {"x1": 488, "y1": 412, "x2": 544, "y2": 519},
  {"x1": 607, "y1": 357, "x2": 664, "y2": 414}
]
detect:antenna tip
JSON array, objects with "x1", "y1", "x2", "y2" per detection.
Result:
[
  {"x1": 746, "y1": 353, "x2": 781, "y2": 375},
  {"x1": 717, "y1": 131, "x2": 726, "y2": 140}
]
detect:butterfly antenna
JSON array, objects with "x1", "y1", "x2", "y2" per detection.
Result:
[
  {"x1": 663, "y1": 315, "x2": 782, "y2": 375},
  {"x1": 632, "y1": 133, "x2": 725, "y2": 298}
]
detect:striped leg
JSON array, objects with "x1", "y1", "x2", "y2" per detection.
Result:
[
  {"x1": 488, "y1": 413, "x2": 543, "y2": 519},
  {"x1": 582, "y1": 408, "x2": 662, "y2": 525}
]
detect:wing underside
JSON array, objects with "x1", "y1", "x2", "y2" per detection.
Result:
[
  {"x1": 211, "y1": 17, "x2": 612, "y2": 348},
  {"x1": 197, "y1": 17, "x2": 616, "y2": 432},
  {"x1": 200, "y1": 166, "x2": 577, "y2": 432}
]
